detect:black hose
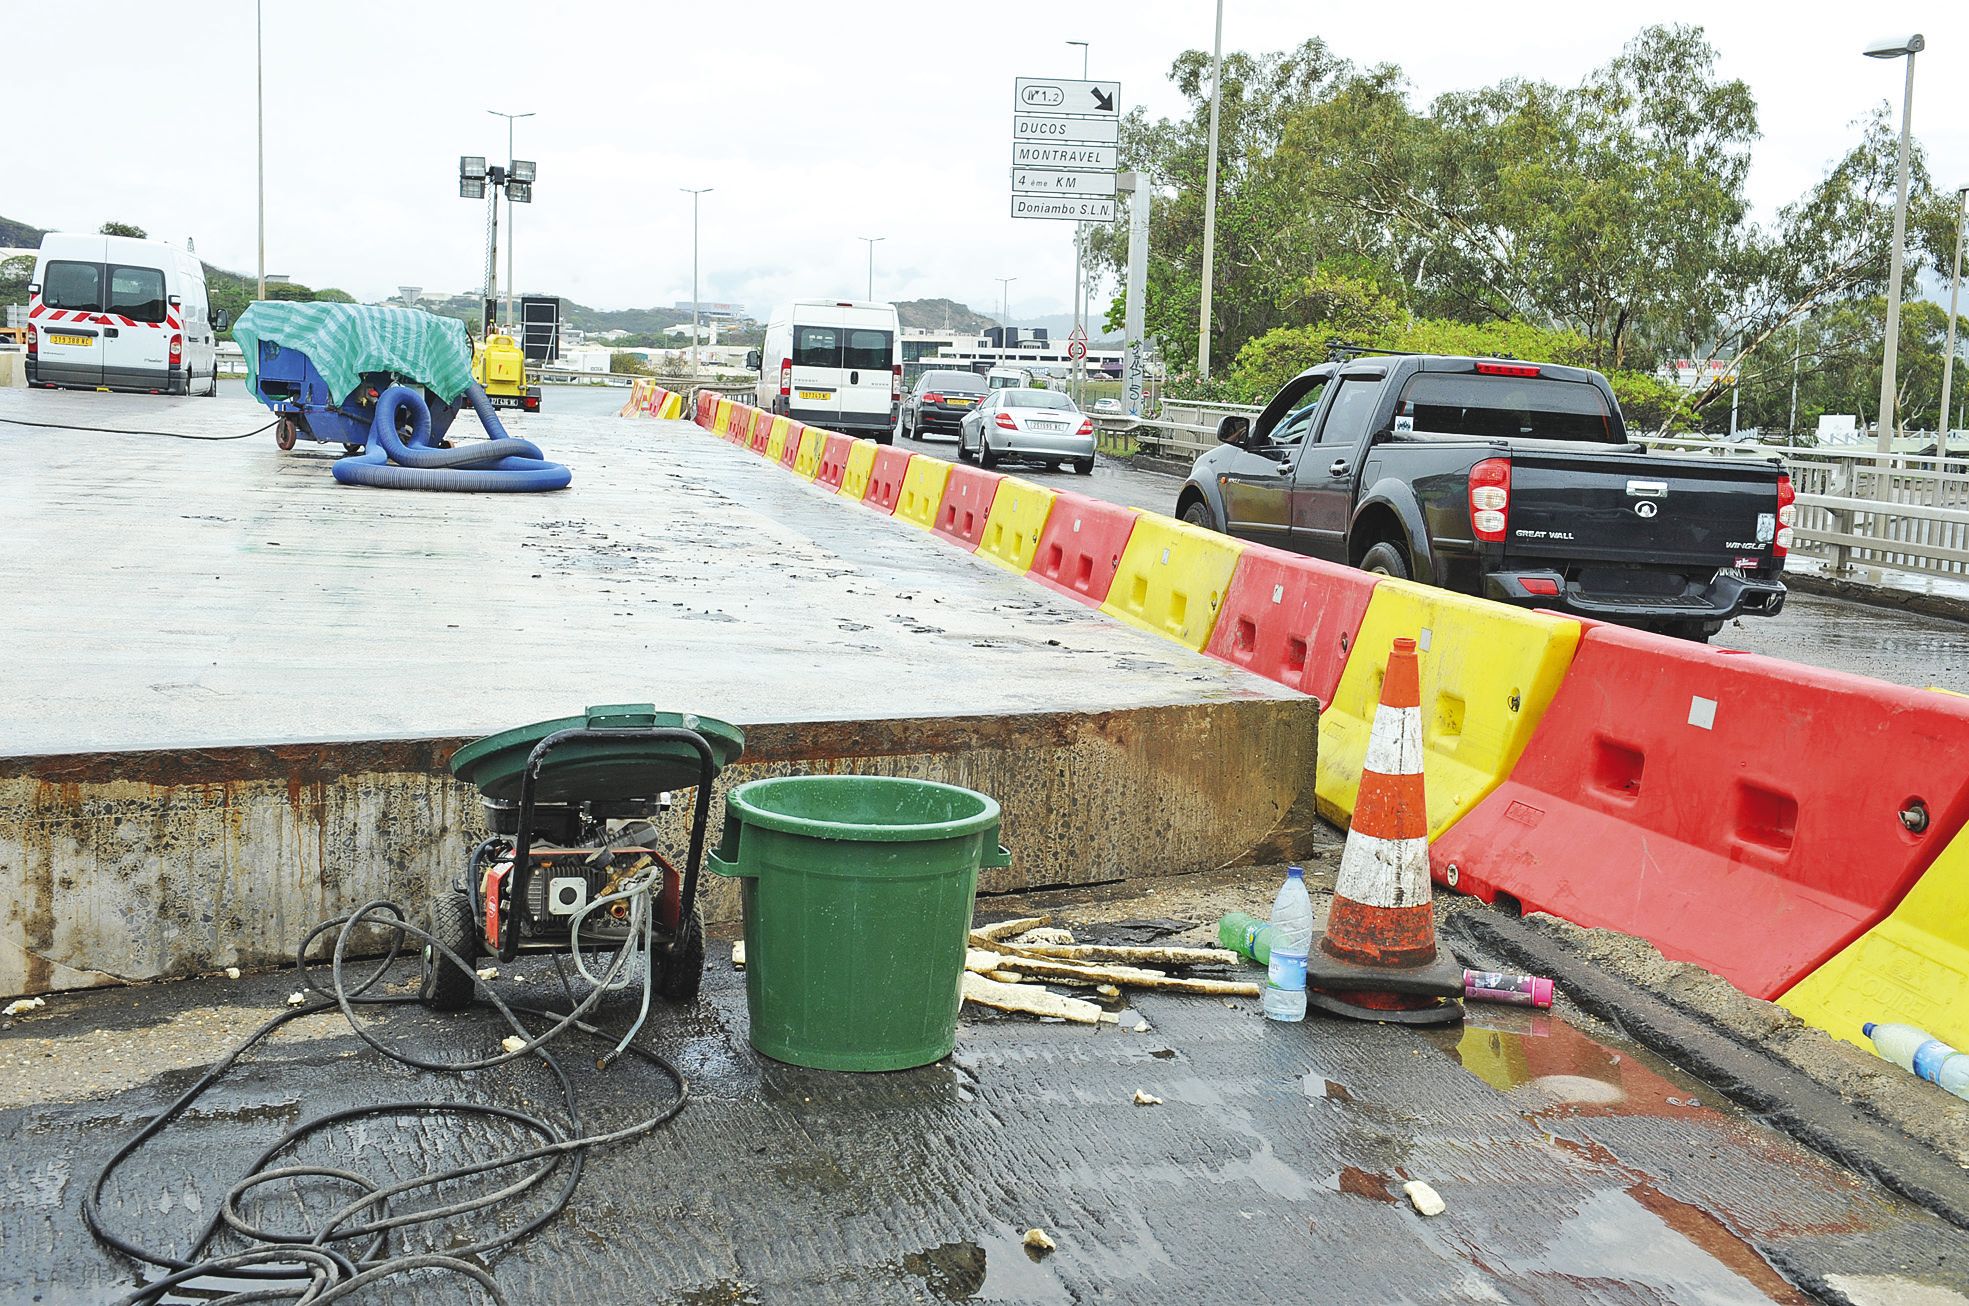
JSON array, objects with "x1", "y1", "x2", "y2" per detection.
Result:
[
  {"x1": 82, "y1": 900, "x2": 689, "y2": 1305},
  {"x1": 0, "y1": 415, "x2": 279, "y2": 440}
]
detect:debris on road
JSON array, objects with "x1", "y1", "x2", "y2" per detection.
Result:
[
  {"x1": 972, "y1": 916, "x2": 1050, "y2": 944},
  {"x1": 1008, "y1": 942, "x2": 1241, "y2": 967},
  {"x1": 1011, "y1": 927, "x2": 1075, "y2": 946},
  {"x1": 224, "y1": 966, "x2": 241, "y2": 980},
  {"x1": 501, "y1": 1035, "x2": 529, "y2": 1054},
  {"x1": 477, "y1": 967, "x2": 499, "y2": 981},
  {"x1": 1023, "y1": 1227, "x2": 1057, "y2": 1255},
  {"x1": 962, "y1": 973, "x2": 1113, "y2": 1025},
  {"x1": 285, "y1": 992, "x2": 306, "y2": 1008},
  {"x1": 732, "y1": 940, "x2": 746, "y2": 969},
  {"x1": 1463, "y1": 968, "x2": 1555, "y2": 1008},
  {"x1": 3, "y1": 997, "x2": 45, "y2": 1017},
  {"x1": 1403, "y1": 1181, "x2": 1446, "y2": 1217},
  {"x1": 1133, "y1": 1089, "x2": 1163, "y2": 1106}
]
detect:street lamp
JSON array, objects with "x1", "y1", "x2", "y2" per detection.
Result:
[
  {"x1": 1864, "y1": 32, "x2": 1924, "y2": 463},
  {"x1": 1939, "y1": 185, "x2": 1968, "y2": 447},
  {"x1": 256, "y1": 0, "x2": 265, "y2": 301},
  {"x1": 1197, "y1": 0, "x2": 1226, "y2": 379},
  {"x1": 1067, "y1": 40, "x2": 1089, "y2": 404},
  {"x1": 488, "y1": 110, "x2": 535, "y2": 331},
  {"x1": 459, "y1": 155, "x2": 534, "y2": 338},
  {"x1": 995, "y1": 276, "x2": 1017, "y2": 332},
  {"x1": 858, "y1": 236, "x2": 886, "y2": 301},
  {"x1": 681, "y1": 188, "x2": 712, "y2": 377}
]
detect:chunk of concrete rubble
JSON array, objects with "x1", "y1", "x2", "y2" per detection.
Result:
[
  {"x1": 285, "y1": 992, "x2": 306, "y2": 1008},
  {"x1": 476, "y1": 967, "x2": 499, "y2": 981},
  {"x1": 1133, "y1": 1089, "x2": 1163, "y2": 1106},
  {"x1": 1023, "y1": 1227, "x2": 1056, "y2": 1255},
  {"x1": 502, "y1": 1035, "x2": 528, "y2": 1054},
  {"x1": 3, "y1": 997, "x2": 45, "y2": 1017},
  {"x1": 224, "y1": 967, "x2": 241, "y2": 980},
  {"x1": 1403, "y1": 1180, "x2": 1445, "y2": 1217}
]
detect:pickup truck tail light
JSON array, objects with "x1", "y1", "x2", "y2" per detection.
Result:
[
  {"x1": 778, "y1": 358, "x2": 791, "y2": 398},
  {"x1": 1469, "y1": 458, "x2": 1511, "y2": 542},
  {"x1": 1774, "y1": 474, "x2": 1795, "y2": 556}
]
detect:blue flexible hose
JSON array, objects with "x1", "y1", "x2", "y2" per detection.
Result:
[{"x1": 331, "y1": 385, "x2": 571, "y2": 492}]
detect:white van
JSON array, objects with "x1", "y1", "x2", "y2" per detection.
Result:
[
  {"x1": 750, "y1": 300, "x2": 900, "y2": 441},
  {"x1": 985, "y1": 366, "x2": 1033, "y2": 392},
  {"x1": 27, "y1": 233, "x2": 220, "y2": 394}
]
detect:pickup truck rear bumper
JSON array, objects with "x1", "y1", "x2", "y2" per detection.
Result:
[{"x1": 1484, "y1": 567, "x2": 1787, "y2": 626}]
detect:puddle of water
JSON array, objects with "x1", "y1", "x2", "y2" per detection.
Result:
[
  {"x1": 1325, "y1": 1165, "x2": 1396, "y2": 1203},
  {"x1": 1442, "y1": 1013, "x2": 1715, "y2": 1120}
]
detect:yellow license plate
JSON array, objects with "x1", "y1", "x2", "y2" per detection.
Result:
[
  {"x1": 947, "y1": 398, "x2": 974, "y2": 407},
  {"x1": 48, "y1": 333, "x2": 92, "y2": 347},
  {"x1": 798, "y1": 389, "x2": 832, "y2": 400}
]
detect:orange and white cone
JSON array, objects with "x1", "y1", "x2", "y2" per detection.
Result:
[{"x1": 1305, "y1": 635, "x2": 1464, "y2": 1024}]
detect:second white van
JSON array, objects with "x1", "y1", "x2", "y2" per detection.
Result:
[{"x1": 750, "y1": 301, "x2": 900, "y2": 442}]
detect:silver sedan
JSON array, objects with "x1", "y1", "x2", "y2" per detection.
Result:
[{"x1": 957, "y1": 388, "x2": 1096, "y2": 474}]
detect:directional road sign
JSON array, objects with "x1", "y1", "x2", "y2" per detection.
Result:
[
  {"x1": 1010, "y1": 195, "x2": 1117, "y2": 222},
  {"x1": 1011, "y1": 168, "x2": 1117, "y2": 196},
  {"x1": 1013, "y1": 114, "x2": 1118, "y2": 145},
  {"x1": 1015, "y1": 78, "x2": 1122, "y2": 117},
  {"x1": 1015, "y1": 142, "x2": 1118, "y2": 169}
]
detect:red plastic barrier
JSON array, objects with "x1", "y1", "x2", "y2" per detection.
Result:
[
  {"x1": 1428, "y1": 624, "x2": 1969, "y2": 999},
  {"x1": 1203, "y1": 543, "x2": 1381, "y2": 706},
  {"x1": 750, "y1": 409, "x2": 774, "y2": 453},
  {"x1": 694, "y1": 390, "x2": 714, "y2": 426},
  {"x1": 778, "y1": 422, "x2": 805, "y2": 469},
  {"x1": 1030, "y1": 491, "x2": 1139, "y2": 604},
  {"x1": 932, "y1": 464, "x2": 1003, "y2": 551},
  {"x1": 864, "y1": 446, "x2": 911, "y2": 514},
  {"x1": 732, "y1": 405, "x2": 757, "y2": 444},
  {"x1": 816, "y1": 433, "x2": 854, "y2": 489}
]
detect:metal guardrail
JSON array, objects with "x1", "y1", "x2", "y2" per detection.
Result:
[{"x1": 1090, "y1": 397, "x2": 1259, "y2": 460}]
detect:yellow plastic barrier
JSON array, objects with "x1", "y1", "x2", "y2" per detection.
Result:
[
  {"x1": 793, "y1": 425, "x2": 828, "y2": 480},
  {"x1": 839, "y1": 440, "x2": 878, "y2": 500},
  {"x1": 895, "y1": 456, "x2": 953, "y2": 529},
  {"x1": 1779, "y1": 827, "x2": 1969, "y2": 1052},
  {"x1": 656, "y1": 388, "x2": 683, "y2": 420},
  {"x1": 1098, "y1": 514, "x2": 1245, "y2": 651},
  {"x1": 619, "y1": 379, "x2": 647, "y2": 417},
  {"x1": 1316, "y1": 578, "x2": 1580, "y2": 839},
  {"x1": 712, "y1": 399, "x2": 733, "y2": 435},
  {"x1": 977, "y1": 477, "x2": 1058, "y2": 573},
  {"x1": 765, "y1": 417, "x2": 792, "y2": 463}
]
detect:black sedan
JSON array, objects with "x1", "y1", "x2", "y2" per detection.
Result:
[{"x1": 898, "y1": 369, "x2": 988, "y2": 440}]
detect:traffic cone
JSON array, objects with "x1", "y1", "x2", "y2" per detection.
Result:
[{"x1": 1305, "y1": 636, "x2": 1465, "y2": 1025}]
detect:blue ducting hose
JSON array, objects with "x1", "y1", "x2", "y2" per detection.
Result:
[{"x1": 331, "y1": 385, "x2": 572, "y2": 492}]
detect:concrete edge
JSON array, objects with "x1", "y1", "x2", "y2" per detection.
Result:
[
  {"x1": 1443, "y1": 909, "x2": 1969, "y2": 1230},
  {"x1": 1785, "y1": 569, "x2": 1969, "y2": 626}
]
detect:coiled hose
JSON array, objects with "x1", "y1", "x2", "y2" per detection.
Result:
[
  {"x1": 82, "y1": 897, "x2": 685, "y2": 1304},
  {"x1": 331, "y1": 385, "x2": 572, "y2": 492}
]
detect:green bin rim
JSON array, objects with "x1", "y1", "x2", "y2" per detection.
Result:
[{"x1": 725, "y1": 775, "x2": 1001, "y2": 843}]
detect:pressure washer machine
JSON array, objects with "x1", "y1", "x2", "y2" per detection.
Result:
[{"x1": 420, "y1": 705, "x2": 744, "y2": 1014}]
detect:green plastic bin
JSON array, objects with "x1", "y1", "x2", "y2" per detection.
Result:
[{"x1": 708, "y1": 775, "x2": 1011, "y2": 1071}]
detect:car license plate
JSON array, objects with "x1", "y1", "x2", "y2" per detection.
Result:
[
  {"x1": 948, "y1": 397, "x2": 973, "y2": 407},
  {"x1": 1029, "y1": 420, "x2": 1064, "y2": 432},
  {"x1": 49, "y1": 333, "x2": 92, "y2": 347},
  {"x1": 799, "y1": 389, "x2": 832, "y2": 400}
]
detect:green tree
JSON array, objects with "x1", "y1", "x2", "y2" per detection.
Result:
[
  {"x1": 610, "y1": 352, "x2": 653, "y2": 376},
  {"x1": 99, "y1": 221, "x2": 147, "y2": 238}
]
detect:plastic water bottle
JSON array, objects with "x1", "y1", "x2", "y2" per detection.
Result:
[
  {"x1": 1262, "y1": 866, "x2": 1312, "y2": 1022},
  {"x1": 1864, "y1": 1022, "x2": 1969, "y2": 1100},
  {"x1": 1217, "y1": 912, "x2": 1272, "y2": 966}
]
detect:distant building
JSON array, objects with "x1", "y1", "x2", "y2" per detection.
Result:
[
  {"x1": 675, "y1": 300, "x2": 747, "y2": 320},
  {"x1": 899, "y1": 328, "x2": 1121, "y2": 381}
]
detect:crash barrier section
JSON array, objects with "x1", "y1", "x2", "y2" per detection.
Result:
[
  {"x1": 713, "y1": 398, "x2": 733, "y2": 436},
  {"x1": 1031, "y1": 492, "x2": 1141, "y2": 605},
  {"x1": 865, "y1": 446, "x2": 912, "y2": 514},
  {"x1": 896, "y1": 455, "x2": 954, "y2": 529},
  {"x1": 1315, "y1": 580, "x2": 1579, "y2": 840},
  {"x1": 1204, "y1": 544, "x2": 1382, "y2": 709},
  {"x1": 694, "y1": 390, "x2": 715, "y2": 425},
  {"x1": 1099, "y1": 513, "x2": 1246, "y2": 651},
  {"x1": 779, "y1": 421, "x2": 805, "y2": 470},
  {"x1": 817, "y1": 433, "x2": 855, "y2": 491},
  {"x1": 739, "y1": 405, "x2": 762, "y2": 444},
  {"x1": 1780, "y1": 823, "x2": 1969, "y2": 1052},
  {"x1": 933, "y1": 464, "x2": 1003, "y2": 551},
  {"x1": 977, "y1": 477, "x2": 1058, "y2": 574},
  {"x1": 750, "y1": 409, "x2": 774, "y2": 453},
  {"x1": 839, "y1": 439, "x2": 879, "y2": 500},
  {"x1": 725, "y1": 404, "x2": 750, "y2": 443},
  {"x1": 620, "y1": 379, "x2": 648, "y2": 416},
  {"x1": 793, "y1": 425, "x2": 827, "y2": 480},
  {"x1": 765, "y1": 417, "x2": 792, "y2": 464},
  {"x1": 652, "y1": 387, "x2": 684, "y2": 420},
  {"x1": 1426, "y1": 624, "x2": 1969, "y2": 1000}
]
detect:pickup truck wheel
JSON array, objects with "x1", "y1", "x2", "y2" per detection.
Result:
[
  {"x1": 1181, "y1": 500, "x2": 1216, "y2": 531},
  {"x1": 1360, "y1": 541, "x2": 1411, "y2": 579}
]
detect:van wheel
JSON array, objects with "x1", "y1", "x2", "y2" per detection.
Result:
[
  {"x1": 203, "y1": 365, "x2": 219, "y2": 397},
  {"x1": 1359, "y1": 541, "x2": 1411, "y2": 579}
]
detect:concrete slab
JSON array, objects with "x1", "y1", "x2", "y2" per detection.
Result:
[
  {"x1": 0, "y1": 385, "x2": 1290, "y2": 758},
  {"x1": 5, "y1": 872, "x2": 1966, "y2": 1304}
]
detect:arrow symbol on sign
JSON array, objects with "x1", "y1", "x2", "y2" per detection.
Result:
[{"x1": 1091, "y1": 88, "x2": 1114, "y2": 112}]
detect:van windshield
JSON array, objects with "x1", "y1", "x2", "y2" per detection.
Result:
[
  {"x1": 43, "y1": 260, "x2": 103, "y2": 313},
  {"x1": 793, "y1": 325, "x2": 895, "y2": 371},
  {"x1": 1395, "y1": 372, "x2": 1620, "y2": 443}
]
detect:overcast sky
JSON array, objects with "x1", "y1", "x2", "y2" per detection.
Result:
[{"x1": 10, "y1": 3, "x2": 1965, "y2": 319}]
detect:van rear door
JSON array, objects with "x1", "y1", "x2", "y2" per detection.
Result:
[
  {"x1": 788, "y1": 321, "x2": 845, "y2": 426},
  {"x1": 838, "y1": 322, "x2": 896, "y2": 430},
  {"x1": 34, "y1": 254, "x2": 107, "y2": 388},
  {"x1": 102, "y1": 260, "x2": 171, "y2": 390}
]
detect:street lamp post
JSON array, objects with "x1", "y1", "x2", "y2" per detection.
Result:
[
  {"x1": 996, "y1": 276, "x2": 1017, "y2": 332},
  {"x1": 1067, "y1": 39, "x2": 1090, "y2": 405},
  {"x1": 1938, "y1": 185, "x2": 1969, "y2": 448},
  {"x1": 681, "y1": 188, "x2": 712, "y2": 377},
  {"x1": 488, "y1": 110, "x2": 535, "y2": 332},
  {"x1": 1197, "y1": 0, "x2": 1226, "y2": 379},
  {"x1": 1864, "y1": 33, "x2": 1924, "y2": 465},
  {"x1": 859, "y1": 236, "x2": 886, "y2": 301},
  {"x1": 256, "y1": 0, "x2": 265, "y2": 301}
]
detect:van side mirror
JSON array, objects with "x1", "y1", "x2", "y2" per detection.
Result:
[
  {"x1": 744, "y1": 349, "x2": 762, "y2": 371},
  {"x1": 1217, "y1": 415, "x2": 1251, "y2": 446},
  {"x1": 213, "y1": 310, "x2": 230, "y2": 331},
  {"x1": 26, "y1": 283, "x2": 39, "y2": 296}
]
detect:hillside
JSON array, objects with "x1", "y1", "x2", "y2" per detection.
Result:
[
  {"x1": 0, "y1": 214, "x2": 46, "y2": 248},
  {"x1": 897, "y1": 298, "x2": 995, "y2": 333}
]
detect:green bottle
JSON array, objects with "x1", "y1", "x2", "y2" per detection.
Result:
[{"x1": 1218, "y1": 912, "x2": 1272, "y2": 966}]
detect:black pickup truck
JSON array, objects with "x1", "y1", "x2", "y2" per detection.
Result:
[{"x1": 1176, "y1": 355, "x2": 1791, "y2": 640}]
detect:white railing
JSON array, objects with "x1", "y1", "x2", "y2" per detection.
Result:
[{"x1": 1093, "y1": 398, "x2": 1260, "y2": 459}]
